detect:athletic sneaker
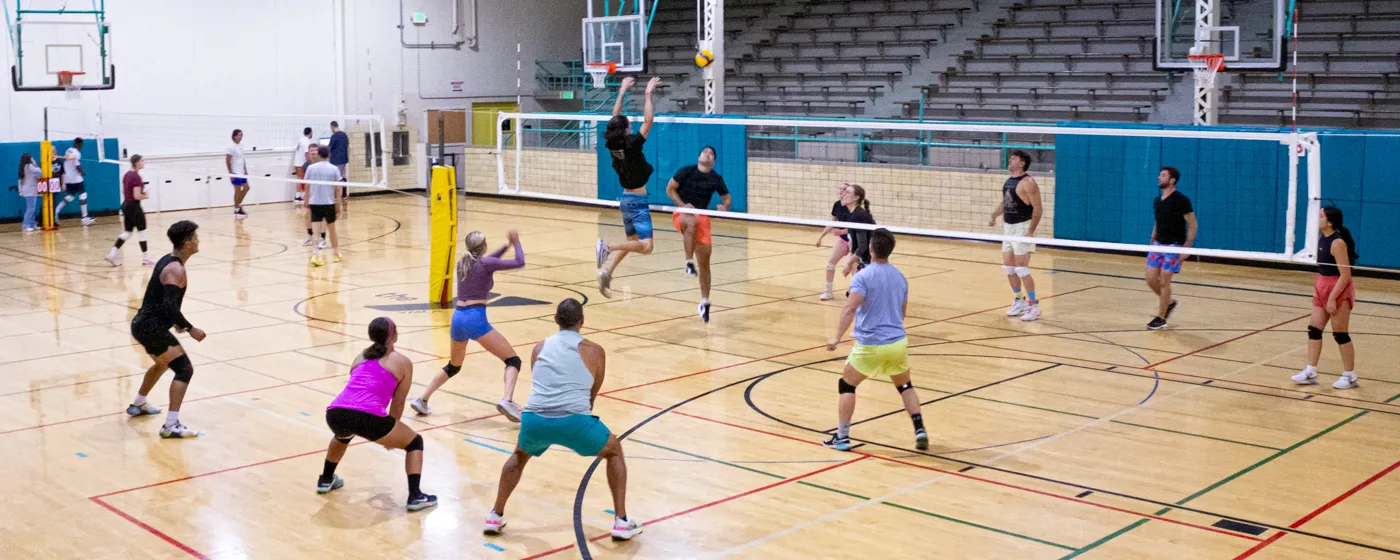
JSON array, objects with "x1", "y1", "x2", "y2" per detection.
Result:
[
  {"x1": 159, "y1": 422, "x2": 199, "y2": 439},
  {"x1": 1005, "y1": 298, "x2": 1029, "y2": 317},
  {"x1": 1290, "y1": 370, "x2": 1318, "y2": 385},
  {"x1": 316, "y1": 475, "x2": 344, "y2": 494},
  {"x1": 684, "y1": 260, "x2": 697, "y2": 277},
  {"x1": 81, "y1": 217, "x2": 96, "y2": 226},
  {"x1": 698, "y1": 301, "x2": 711, "y2": 323},
  {"x1": 483, "y1": 511, "x2": 507, "y2": 535},
  {"x1": 104, "y1": 254, "x2": 121, "y2": 267},
  {"x1": 303, "y1": 236, "x2": 314, "y2": 247},
  {"x1": 310, "y1": 255, "x2": 325, "y2": 267},
  {"x1": 23, "y1": 227, "x2": 37, "y2": 232},
  {"x1": 1147, "y1": 317, "x2": 1168, "y2": 330},
  {"x1": 410, "y1": 397, "x2": 432, "y2": 415},
  {"x1": 126, "y1": 402, "x2": 162, "y2": 416},
  {"x1": 407, "y1": 492, "x2": 438, "y2": 512},
  {"x1": 317, "y1": 238, "x2": 328, "y2": 250},
  {"x1": 611, "y1": 517, "x2": 643, "y2": 541},
  {"x1": 595, "y1": 239, "x2": 610, "y2": 270},
  {"x1": 1165, "y1": 300, "x2": 1179, "y2": 320},
  {"x1": 496, "y1": 399, "x2": 523, "y2": 423},
  {"x1": 142, "y1": 256, "x2": 158, "y2": 266},
  {"x1": 1018, "y1": 304, "x2": 1041, "y2": 322},
  {"x1": 915, "y1": 429, "x2": 929, "y2": 451},
  {"x1": 823, "y1": 435, "x2": 853, "y2": 452},
  {"x1": 1333, "y1": 372, "x2": 1359, "y2": 390},
  {"x1": 820, "y1": 290, "x2": 834, "y2": 301},
  {"x1": 332, "y1": 254, "x2": 343, "y2": 263},
  {"x1": 598, "y1": 272, "x2": 613, "y2": 299}
]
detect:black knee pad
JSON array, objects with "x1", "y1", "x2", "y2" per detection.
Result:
[
  {"x1": 897, "y1": 382, "x2": 914, "y2": 394},
  {"x1": 442, "y1": 363, "x2": 462, "y2": 378},
  {"x1": 838, "y1": 378, "x2": 857, "y2": 394},
  {"x1": 1308, "y1": 326, "x2": 1323, "y2": 340},
  {"x1": 335, "y1": 435, "x2": 353, "y2": 445},
  {"x1": 405, "y1": 434, "x2": 424, "y2": 452},
  {"x1": 1334, "y1": 332, "x2": 1351, "y2": 345},
  {"x1": 170, "y1": 354, "x2": 194, "y2": 383},
  {"x1": 504, "y1": 356, "x2": 522, "y2": 370}
]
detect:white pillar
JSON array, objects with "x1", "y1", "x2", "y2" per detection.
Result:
[
  {"x1": 702, "y1": 0, "x2": 724, "y2": 114},
  {"x1": 1192, "y1": 0, "x2": 1219, "y2": 126}
]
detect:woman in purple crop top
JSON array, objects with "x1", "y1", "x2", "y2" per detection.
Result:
[
  {"x1": 411, "y1": 230, "x2": 527, "y2": 422},
  {"x1": 320, "y1": 317, "x2": 437, "y2": 512}
]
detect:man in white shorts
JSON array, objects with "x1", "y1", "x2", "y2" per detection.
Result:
[{"x1": 988, "y1": 150, "x2": 1043, "y2": 321}]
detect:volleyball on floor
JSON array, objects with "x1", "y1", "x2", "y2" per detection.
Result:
[{"x1": 695, "y1": 49, "x2": 714, "y2": 68}]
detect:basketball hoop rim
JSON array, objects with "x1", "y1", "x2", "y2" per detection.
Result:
[
  {"x1": 585, "y1": 62, "x2": 615, "y2": 89},
  {"x1": 1187, "y1": 53, "x2": 1226, "y2": 72}
]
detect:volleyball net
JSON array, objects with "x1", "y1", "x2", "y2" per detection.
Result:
[{"x1": 494, "y1": 112, "x2": 1322, "y2": 265}]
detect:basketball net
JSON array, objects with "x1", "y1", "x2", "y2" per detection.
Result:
[
  {"x1": 586, "y1": 62, "x2": 615, "y2": 90},
  {"x1": 58, "y1": 71, "x2": 85, "y2": 100},
  {"x1": 1187, "y1": 53, "x2": 1225, "y2": 91}
]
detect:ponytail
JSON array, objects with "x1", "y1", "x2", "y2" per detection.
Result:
[
  {"x1": 18, "y1": 153, "x2": 33, "y2": 182},
  {"x1": 1337, "y1": 226, "x2": 1359, "y2": 264},
  {"x1": 458, "y1": 231, "x2": 488, "y2": 281},
  {"x1": 364, "y1": 317, "x2": 394, "y2": 360}
]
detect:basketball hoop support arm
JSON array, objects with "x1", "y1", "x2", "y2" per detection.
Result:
[
  {"x1": 700, "y1": 0, "x2": 723, "y2": 113},
  {"x1": 1193, "y1": 0, "x2": 1221, "y2": 125}
]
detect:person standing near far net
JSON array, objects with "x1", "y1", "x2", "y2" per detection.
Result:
[
  {"x1": 18, "y1": 153, "x2": 41, "y2": 232},
  {"x1": 483, "y1": 299, "x2": 642, "y2": 542},
  {"x1": 595, "y1": 76, "x2": 662, "y2": 298},
  {"x1": 823, "y1": 229, "x2": 928, "y2": 452},
  {"x1": 54, "y1": 137, "x2": 96, "y2": 226},
  {"x1": 666, "y1": 145, "x2": 731, "y2": 323},
  {"x1": 988, "y1": 150, "x2": 1043, "y2": 322},
  {"x1": 1145, "y1": 166, "x2": 1197, "y2": 330},
  {"x1": 328, "y1": 121, "x2": 350, "y2": 218},
  {"x1": 226, "y1": 129, "x2": 250, "y2": 219},
  {"x1": 293, "y1": 127, "x2": 313, "y2": 207},
  {"x1": 105, "y1": 155, "x2": 157, "y2": 267},
  {"x1": 124, "y1": 220, "x2": 206, "y2": 439},
  {"x1": 305, "y1": 146, "x2": 343, "y2": 266},
  {"x1": 317, "y1": 317, "x2": 438, "y2": 512},
  {"x1": 1292, "y1": 206, "x2": 1361, "y2": 390}
]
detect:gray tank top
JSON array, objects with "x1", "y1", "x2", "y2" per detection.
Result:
[{"x1": 522, "y1": 330, "x2": 594, "y2": 417}]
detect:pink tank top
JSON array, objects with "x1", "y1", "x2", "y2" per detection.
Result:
[{"x1": 328, "y1": 358, "x2": 398, "y2": 416}]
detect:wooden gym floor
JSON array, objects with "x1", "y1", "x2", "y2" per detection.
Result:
[{"x1": 2, "y1": 193, "x2": 1399, "y2": 559}]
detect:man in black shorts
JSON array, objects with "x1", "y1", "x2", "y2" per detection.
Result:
[
  {"x1": 106, "y1": 155, "x2": 156, "y2": 267},
  {"x1": 666, "y1": 146, "x2": 731, "y2": 323},
  {"x1": 126, "y1": 221, "x2": 207, "y2": 439}
]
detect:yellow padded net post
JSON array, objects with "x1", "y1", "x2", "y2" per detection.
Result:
[
  {"x1": 39, "y1": 141, "x2": 56, "y2": 230},
  {"x1": 428, "y1": 165, "x2": 458, "y2": 308}
]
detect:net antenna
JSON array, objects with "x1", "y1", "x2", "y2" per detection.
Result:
[{"x1": 585, "y1": 61, "x2": 615, "y2": 89}]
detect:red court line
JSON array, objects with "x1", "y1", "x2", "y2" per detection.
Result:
[
  {"x1": 1145, "y1": 314, "x2": 1309, "y2": 369},
  {"x1": 90, "y1": 496, "x2": 209, "y2": 560},
  {"x1": 521, "y1": 456, "x2": 869, "y2": 560},
  {"x1": 602, "y1": 394, "x2": 1263, "y2": 543},
  {"x1": 1232, "y1": 457, "x2": 1400, "y2": 559}
]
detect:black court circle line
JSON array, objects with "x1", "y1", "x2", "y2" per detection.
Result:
[{"x1": 293, "y1": 278, "x2": 591, "y2": 329}]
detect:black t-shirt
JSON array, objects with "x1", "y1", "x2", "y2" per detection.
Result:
[
  {"x1": 831, "y1": 201, "x2": 853, "y2": 241},
  {"x1": 607, "y1": 134, "x2": 654, "y2": 190},
  {"x1": 1153, "y1": 190, "x2": 1194, "y2": 245},
  {"x1": 848, "y1": 207, "x2": 876, "y2": 263},
  {"x1": 671, "y1": 165, "x2": 729, "y2": 208}
]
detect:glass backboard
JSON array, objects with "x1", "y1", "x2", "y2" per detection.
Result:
[
  {"x1": 1156, "y1": 0, "x2": 1285, "y2": 70},
  {"x1": 583, "y1": 15, "x2": 646, "y2": 73}
]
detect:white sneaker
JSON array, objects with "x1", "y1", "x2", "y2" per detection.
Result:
[
  {"x1": 1005, "y1": 298, "x2": 1029, "y2": 317},
  {"x1": 1290, "y1": 370, "x2": 1318, "y2": 385},
  {"x1": 611, "y1": 516, "x2": 643, "y2": 541},
  {"x1": 23, "y1": 227, "x2": 37, "y2": 232},
  {"x1": 302, "y1": 236, "x2": 313, "y2": 247},
  {"x1": 159, "y1": 422, "x2": 199, "y2": 439},
  {"x1": 317, "y1": 238, "x2": 328, "y2": 250},
  {"x1": 142, "y1": 256, "x2": 158, "y2": 266},
  {"x1": 820, "y1": 290, "x2": 834, "y2": 301},
  {"x1": 598, "y1": 272, "x2": 613, "y2": 299},
  {"x1": 1332, "y1": 372, "x2": 1358, "y2": 390},
  {"x1": 483, "y1": 511, "x2": 507, "y2": 535},
  {"x1": 410, "y1": 397, "x2": 432, "y2": 416},
  {"x1": 104, "y1": 254, "x2": 121, "y2": 267},
  {"x1": 81, "y1": 217, "x2": 96, "y2": 226},
  {"x1": 595, "y1": 239, "x2": 610, "y2": 270},
  {"x1": 1019, "y1": 304, "x2": 1041, "y2": 321},
  {"x1": 496, "y1": 399, "x2": 522, "y2": 423}
]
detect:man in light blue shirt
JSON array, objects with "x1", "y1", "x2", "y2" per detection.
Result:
[{"x1": 825, "y1": 228, "x2": 927, "y2": 452}]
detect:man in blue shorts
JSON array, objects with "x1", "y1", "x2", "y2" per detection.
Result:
[
  {"x1": 1146, "y1": 166, "x2": 1197, "y2": 330},
  {"x1": 824, "y1": 228, "x2": 928, "y2": 452},
  {"x1": 595, "y1": 76, "x2": 662, "y2": 298},
  {"x1": 484, "y1": 299, "x2": 642, "y2": 541},
  {"x1": 226, "y1": 129, "x2": 250, "y2": 219}
]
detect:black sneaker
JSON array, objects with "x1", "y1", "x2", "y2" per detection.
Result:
[
  {"x1": 823, "y1": 435, "x2": 853, "y2": 451},
  {"x1": 698, "y1": 301, "x2": 710, "y2": 323},
  {"x1": 684, "y1": 260, "x2": 697, "y2": 277},
  {"x1": 407, "y1": 492, "x2": 438, "y2": 512},
  {"x1": 915, "y1": 429, "x2": 929, "y2": 451},
  {"x1": 1147, "y1": 317, "x2": 1167, "y2": 330},
  {"x1": 317, "y1": 475, "x2": 344, "y2": 494},
  {"x1": 1165, "y1": 300, "x2": 1179, "y2": 320}
]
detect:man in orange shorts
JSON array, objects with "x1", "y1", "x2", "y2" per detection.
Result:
[{"x1": 666, "y1": 146, "x2": 731, "y2": 323}]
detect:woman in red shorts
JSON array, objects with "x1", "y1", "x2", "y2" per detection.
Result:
[{"x1": 1292, "y1": 206, "x2": 1360, "y2": 389}]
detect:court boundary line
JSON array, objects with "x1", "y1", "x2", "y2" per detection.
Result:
[{"x1": 1232, "y1": 456, "x2": 1400, "y2": 559}]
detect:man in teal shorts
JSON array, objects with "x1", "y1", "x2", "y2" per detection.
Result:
[
  {"x1": 824, "y1": 228, "x2": 928, "y2": 452},
  {"x1": 483, "y1": 299, "x2": 642, "y2": 542}
]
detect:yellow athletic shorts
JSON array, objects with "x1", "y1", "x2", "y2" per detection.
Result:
[{"x1": 846, "y1": 338, "x2": 910, "y2": 377}]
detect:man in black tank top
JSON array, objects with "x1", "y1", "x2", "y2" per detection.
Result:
[
  {"x1": 1145, "y1": 167, "x2": 1197, "y2": 330},
  {"x1": 987, "y1": 150, "x2": 1044, "y2": 321},
  {"x1": 126, "y1": 220, "x2": 208, "y2": 439}
]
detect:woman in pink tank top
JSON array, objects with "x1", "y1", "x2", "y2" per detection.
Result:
[{"x1": 319, "y1": 317, "x2": 438, "y2": 512}]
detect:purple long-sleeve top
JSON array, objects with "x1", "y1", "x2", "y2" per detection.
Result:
[{"x1": 457, "y1": 240, "x2": 525, "y2": 303}]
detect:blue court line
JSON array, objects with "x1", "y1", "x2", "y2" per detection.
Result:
[
  {"x1": 299, "y1": 412, "x2": 311, "y2": 417},
  {"x1": 483, "y1": 543, "x2": 504, "y2": 552},
  {"x1": 1138, "y1": 371, "x2": 1161, "y2": 405},
  {"x1": 75, "y1": 452, "x2": 88, "y2": 458},
  {"x1": 464, "y1": 438, "x2": 512, "y2": 454},
  {"x1": 604, "y1": 509, "x2": 615, "y2": 515}
]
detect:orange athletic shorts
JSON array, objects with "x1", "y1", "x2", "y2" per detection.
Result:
[{"x1": 673, "y1": 213, "x2": 712, "y2": 245}]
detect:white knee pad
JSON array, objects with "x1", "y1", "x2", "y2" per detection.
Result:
[
  {"x1": 1002, "y1": 265, "x2": 1016, "y2": 275},
  {"x1": 138, "y1": 230, "x2": 148, "y2": 242},
  {"x1": 826, "y1": 263, "x2": 837, "y2": 271},
  {"x1": 78, "y1": 192, "x2": 87, "y2": 202},
  {"x1": 1015, "y1": 267, "x2": 1032, "y2": 278},
  {"x1": 118, "y1": 231, "x2": 132, "y2": 240},
  {"x1": 63, "y1": 195, "x2": 76, "y2": 203}
]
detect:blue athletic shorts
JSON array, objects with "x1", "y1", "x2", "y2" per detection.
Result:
[
  {"x1": 230, "y1": 177, "x2": 248, "y2": 187},
  {"x1": 518, "y1": 412, "x2": 611, "y2": 457},
  {"x1": 450, "y1": 305, "x2": 493, "y2": 342},
  {"x1": 1147, "y1": 242, "x2": 1183, "y2": 274},
  {"x1": 619, "y1": 192, "x2": 654, "y2": 240}
]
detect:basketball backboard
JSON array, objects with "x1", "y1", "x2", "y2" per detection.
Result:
[
  {"x1": 582, "y1": 0, "x2": 647, "y2": 73},
  {"x1": 9, "y1": 0, "x2": 116, "y2": 91},
  {"x1": 1156, "y1": 0, "x2": 1285, "y2": 70}
]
